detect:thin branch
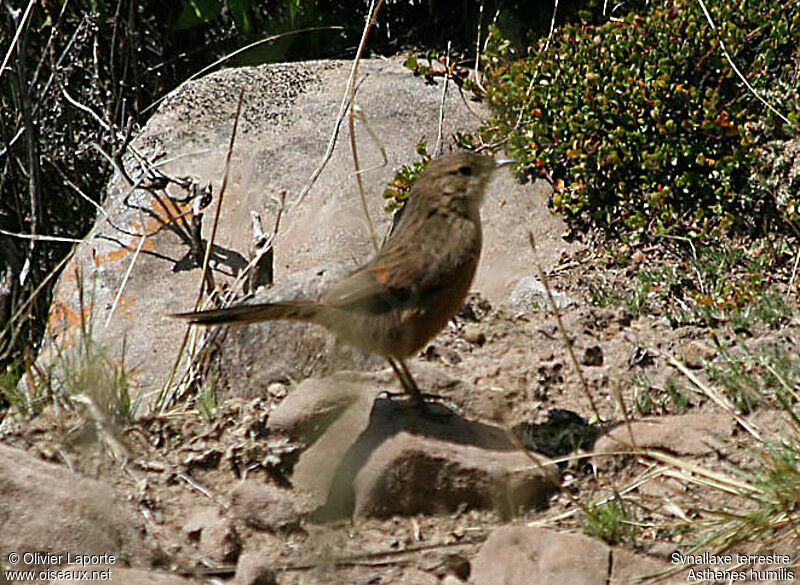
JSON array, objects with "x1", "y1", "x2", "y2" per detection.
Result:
[
  {"x1": 0, "y1": 0, "x2": 36, "y2": 83},
  {"x1": 0, "y1": 228, "x2": 84, "y2": 244},
  {"x1": 473, "y1": 0, "x2": 486, "y2": 93},
  {"x1": 62, "y1": 87, "x2": 111, "y2": 131},
  {"x1": 512, "y1": 0, "x2": 559, "y2": 132},
  {"x1": 346, "y1": 0, "x2": 385, "y2": 253},
  {"x1": 159, "y1": 89, "x2": 245, "y2": 414},
  {"x1": 297, "y1": 4, "x2": 384, "y2": 205}
]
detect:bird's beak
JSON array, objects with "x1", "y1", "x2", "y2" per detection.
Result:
[{"x1": 494, "y1": 158, "x2": 516, "y2": 168}]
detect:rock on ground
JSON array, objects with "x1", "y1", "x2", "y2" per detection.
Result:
[
  {"x1": 182, "y1": 506, "x2": 240, "y2": 563},
  {"x1": 33, "y1": 58, "x2": 577, "y2": 403},
  {"x1": 230, "y1": 481, "x2": 306, "y2": 532},
  {"x1": 471, "y1": 526, "x2": 679, "y2": 585},
  {"x1": 505, "y1": 276, "x2": 575, "y2": 314},
  {"x1": 268, "y1": 373, "x2": 559, "y2": 520},
  {"x1": 0, "y1": 444, "x2": 147, "y2": 572},
  {"x1": 593, "y1": 413, "x2": 733, "y2": 456}
]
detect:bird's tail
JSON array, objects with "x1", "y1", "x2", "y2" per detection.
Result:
[{"x1": 171, "y1": 300, "x2": 322, "y2": 326}]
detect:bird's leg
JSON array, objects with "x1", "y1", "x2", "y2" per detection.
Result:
[{"x1": 387, "y1": 357, "x2": 424, "y2": 405}]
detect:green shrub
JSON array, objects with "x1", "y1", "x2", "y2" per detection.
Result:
[
  {"x1": 480, "y1": 0, "x2": 799, "y2": 241},
  {"x1": 382, "y1": 140, "x2": 432, "y2": 211}
]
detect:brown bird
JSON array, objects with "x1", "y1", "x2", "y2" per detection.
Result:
[{"x1": 173, "y1": 152, "x2": 510, "y2": 405}]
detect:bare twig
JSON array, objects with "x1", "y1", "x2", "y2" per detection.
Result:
[
  {"x1": 31, "y1": 14, "x2": 88, "y2": 117},
  {"x1": 0, "y1": 228, "x2": 85, "y2": 244},
  {"x1": 0, "y1": 246, "x2": 75, "y2": 361},
  {"x1": 473, "y1": 0, "x2": 486, "y2": 93},
  {"x1": 103, "y1": 230, "x2": 147, "y2": 331},
  {"x1": 611, "y1": 376, "x2": 636, "y2": 446},
  {"x1": 349, "y1": 106, "x2": 379, "y2": 252},
  {"x1": 434, "y1": 41, "x2": 451, "y2": 157},
  {"x1": 62, "y1": 87, "x2": 111, "y2": 131},
  {"x1": 297, "y1": 3, "x2": 385, "y2": 206},
  {"x1": 512, "y1": 0, "x2": 559, "y2": 132},
  {"x1": 0, "y1": 0, "x2": 36, "y2": 83},
  {"x1": 44, "y1": 156, "x2": 110, "y2": 221},
  {"x1": 29, "y1": 0, "x2": 70, "y2": 90},
  {"x1": 159, "y1": 89, "x2": 246, "y2": 414},
  {"x1": 346, "y1": 0, "x2": 385, "y2": 253}
]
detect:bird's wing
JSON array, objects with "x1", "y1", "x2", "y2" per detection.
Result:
[{"x1": 323, "y1": 218, "x2": 478, "y2": 314}]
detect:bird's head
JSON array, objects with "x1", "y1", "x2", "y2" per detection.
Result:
[{"x1": 412, "y1": 152, "x2": 513, "y2": 216}]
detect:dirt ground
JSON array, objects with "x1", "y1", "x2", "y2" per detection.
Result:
[{"x1": 3, "y1": 236, "x2": 797, "y2": 585}]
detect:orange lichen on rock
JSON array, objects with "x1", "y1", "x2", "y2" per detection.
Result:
[
  {"x1": 95, "y1": 235, "x2": 156, "y2": 265},
  {"x1": 46, "y1": 300, "x2": 86, "y2": 339}
]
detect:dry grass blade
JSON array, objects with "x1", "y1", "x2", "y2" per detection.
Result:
[
  {"x1": 297, "y1": 1, "x2": 385, "y2": 207},
  {"x1": 694, "y1": 0, "x2": 793, "y2": 128},
  {"x1": 158, "y1": 89, "x2": 246, "y2": 414},
  {"x1": 0, "y1": 0, "x2": 37, "y2": 83},
  {"x1": 347, "y1": 0, "x2": 385, "y2": 253},
  {"x1": 434, "y1": 42, "x2": 451, "y2": 157},
  {"x1": 104, "y1": 229, "x2": 147, "y2": 331},
  {"x1": 657, "y1": 349, "x2": 761, "y2": 440},
  {"x1": 526, "y1": 461, "x2": 667, "y2": 527},
  {"x1": 643, "y1": 449, "x2": 758, "y2": 494},
  {"x1": 0, "y1": 246, "x2": 75, "y2": 361},
  {"x1": 528, "y1": 231, "x2": 602, "y2": 421}
]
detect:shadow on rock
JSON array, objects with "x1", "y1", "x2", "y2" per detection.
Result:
[{"x1": 268, "y1": 373, "x2": 560, "y2": 522}]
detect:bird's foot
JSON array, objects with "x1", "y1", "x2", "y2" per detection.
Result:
[
  {"x1": 411, "y1": 394, "x2": 457, "y2": 419},
  {"x1": 377, "y1": 389, "x2": 454, "y2": 418}
]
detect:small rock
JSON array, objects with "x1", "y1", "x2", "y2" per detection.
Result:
[
  {"x1": 270, "y1": 374, "x2": 381, "y2": 514},
  {"x1": 441, "y1": 553, "x2": 471, "y2": 580},
  {"x1": 182, "y1": 506, "x2": 240, "y2": 563},
  {"x1": 471, "y1": 526, "x2": 609, "y2": 585},
  {"x1": 462, "y1": 323, "x2": 486, "y2": 346},
  {"x1": 270, "y1": 372, "x2": 560, "y2": 520},
  {"x1": 422, "y1": 344, "x2": 462, "y2": 365},
  {"x1": 231, "y1": 481, "x2": 304, "y2": 532},
  {"x1": 457, "y1": 293, "x2": 492, "y2": 321},
  {"x1": 0, "y1": 444, "x2": 147, "y2": 570},
  {"x1": 233, "y1": 551, "x2": 277, "y2": 585},
  {"x1": 268, "y1": 373, "x2": 381, "y2": 445},
  {"x1": 610, "y1": 548, "x2": 679, "y2": 584},
  {"x1": 352, "y1": 432, "x2": 558, "y2": 519},
  {"x1": 681, "y1": 340, "x2": 716, "y2": 369},
  {"x1": 594, "y1": 414, "x2": 732, "y2": 456},
  {"x1": 581, "y1": 345, "x2": 604, "y2": 366},
  {"x1": 266, "y1": 382, "x2": 288, "y2": 399},
  {"x1": 506, "y1": 276, "x2": 575, "y2": 315}
]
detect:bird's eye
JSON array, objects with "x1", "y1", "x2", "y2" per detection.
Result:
[{"x1": 457, "y1": 165, "x2": 473, "y2": 176}]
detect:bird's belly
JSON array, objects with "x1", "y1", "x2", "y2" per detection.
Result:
[{"x1": 334, "y1": 263, "x2": 477, "y2": 359}]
